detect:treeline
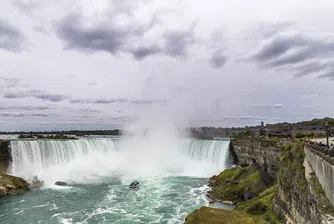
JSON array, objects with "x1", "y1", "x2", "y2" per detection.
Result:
[
  {"x1": 0, "y1": 129, "x2": 121, "y2": 136},
  {"x1": 18, "y1": 134, "x2": 78, "y2": 140},
  {"x1": 267, "y1": 117, "x2": 334, "y2": 128}
]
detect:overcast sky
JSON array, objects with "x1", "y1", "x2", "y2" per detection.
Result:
[{"x1": 0, "y1": 0, "x2": 334, "y2": 131}]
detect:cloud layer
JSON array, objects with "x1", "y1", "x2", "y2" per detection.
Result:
[{"x1": 0, "y1": 18, "x2": 25, "y2": 52}]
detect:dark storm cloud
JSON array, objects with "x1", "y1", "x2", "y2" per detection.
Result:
[
  {"x1": 3, "y1": 90, "x2": 68, "y2": 102},
  {"x1": 0, "y1": 19, "x2": 25, "y2": 52},
  {"x1": 246, "y1": 24, "x2": 334, "y2": 80},
  {"x1": 210, "y1": 49, "x2": 227, "y2": 68}
]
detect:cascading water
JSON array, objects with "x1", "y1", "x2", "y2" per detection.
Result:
[
  {"x1": 2, "y1": 137, "x2": 233, "y2": 224},
  {"x1": 10, "y1": 138, "x2": 231, "y2": 184}
]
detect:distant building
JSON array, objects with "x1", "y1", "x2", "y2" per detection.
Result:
[{"x1": 291, "y1": 126, "x2": 326, "y2": 137}]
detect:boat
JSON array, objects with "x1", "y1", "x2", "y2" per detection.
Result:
[{"x1": 129, "y1": 181, "x2": 139, "y2": 190}]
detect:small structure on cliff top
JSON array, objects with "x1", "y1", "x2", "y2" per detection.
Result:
[{"x1": 259, "y1": 122, "x2": 265, "y2": 136}]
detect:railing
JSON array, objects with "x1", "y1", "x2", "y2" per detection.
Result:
[{"x1": 306, "y1": 144, "x2": 334, "y2": 157}]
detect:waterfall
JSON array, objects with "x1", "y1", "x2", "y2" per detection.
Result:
[{"x1": 10, "y1": 138, "x2": 231, "y2": 184}]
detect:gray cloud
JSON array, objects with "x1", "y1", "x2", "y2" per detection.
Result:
[
  {"x1": 208, "y1": 28, "x2": 227, "y2": 68},
  {"x1": 0, "y1": 112, "x2": 50, "y2": 118},
  {"x1": 4, "y1": 90, "x2": 68, "y2": 102},
  {"x1": 221, "y1": 116, "x2": 267, "y2": 120},
  {"x1": 94, "y1": 99, "x2": 128, "y2": 104},
  {"x1": 0, "y1": 18, "x2": 25, "y2": 52},
  {"x1": 54, "y1": 2, "x2": 201, "y2": 61},
  {"x1": 55, "y1": 8, "x2": 157, "y2": 56},
  {"x1": 1, "y1": 112, "x2": 24, "y2": 117},
  {"x1": 1, "y1": 77, "x2": 20, "y2": 88},
  {"x1": 131, "y1": 45, "x2": 161, "y2": 60},
  {"x1": 210, "y1": 49, "x2": 227, "y2": 68},
  {"x1": 0, "y1": 105, "x2": 51, "y2": 110},
  {"x1": 252, "y1": 104, "x2": 283, "y2": 109},
  {"x1": 30, "y1": 113, "x2": 49, "y2": 117},
  {"x1": 240, "y1": 116, "x2": 266, "y2": 120},
  {"x1": 65, "y1": 108, "x2": 102, "y2": 113},
  {"x1": 70, "y1": 97, "x2": 166, "y2": 105},
  {"x1": 256, "y1": 22, "x2": 295, "y2": 38},
  {"x1": 32, "y1": 25, "x2": 49, "y2": 35},
  {"x1": 12, "y1": 0, "x2": 40, "y2": 16},
  {"x1": 163, "y1": 27, "x2": 196, "y2": 58},
  {"x1": 130, "y1": 99, "x2": 166, "y2": 104},
  {"x1": 246, "y1": 24, "x2": 334, "y2": 79},
  {"x1": 56, "y1": 13, "x2": 129, "y2": 55}
]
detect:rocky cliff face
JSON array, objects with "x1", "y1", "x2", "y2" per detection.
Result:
[
  {"x1": 0, "y1": 140, "x2": 11, "y2": 173},
  {"x1": 230, "y1": 139, "x2": 283, "y2": 175},
  {"x1": 274, "y1": 143, "x2": 334, "y2": 224}
]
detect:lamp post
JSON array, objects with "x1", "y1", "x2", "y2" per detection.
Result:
[{"x1": 325, "y1": 121, "x2": 329, "y2": 147}]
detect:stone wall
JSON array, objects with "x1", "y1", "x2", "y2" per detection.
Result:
[
  {"x1": 230, "y1": 138, "x2": 283, "y2": 175},
  {"x1": 305, "y1": 145, "x2": 334, "y2": 207}
]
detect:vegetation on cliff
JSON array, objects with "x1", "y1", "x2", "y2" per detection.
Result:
[
  {"x1": 277, "y1": 142, "x2": 307, "y2": 193},
  {"x1": 184, "y1": 206, "x2": 263, "y2": 224},
  {"x1": 18, "y1": 134, "x2": 78, "y2": 140},
  {"x1": 0, "y1": 174, "x2": 29, "y2": 196},
  {"x1": 208, "y1": 164, "x2": 274, "y2": 203},
  {"x1": 237, "y1": 184, "x2": 281, "y2": 223},
  {"x1": 0, "y1": 140, "x2": 10, "y2": 174},
  {"x1": 310, "y1": 173, "x2": 334, "y2": 216}
]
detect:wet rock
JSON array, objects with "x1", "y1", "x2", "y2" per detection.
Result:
[
  {"x1": 222, "y1": 201, "x2": 234, "y2": 205},
  {"x1": 6, "y1": 184, "x2": 15, "y2": 190},
  {"x1": 55, "y1": 181, "x2": 67, "y2": 186},
  {"x1": 0, "y1": 186, "x2": 7, "y2": 196},
  {"x1": 31, "y1": 176, "x2": 44, "y2": 189}
]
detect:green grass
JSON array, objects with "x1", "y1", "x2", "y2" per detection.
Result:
[
  {"x1": 185, "y1": 206, "x2": 265, "y2": 224},
  {"x1": 237, "y1": 185, "x2": 281, "y2": 223},
  {"x1": 278, "y1": 142, "x2": 307, "y2": 192},
  {"x1": 0, "y1": 174, "x2": 29, "y2": 195},
  {"x1": 211, "y1": 165, "x2": 269, "y2": 203}
]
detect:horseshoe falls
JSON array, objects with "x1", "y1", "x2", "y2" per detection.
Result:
[{"x1": 1, "y1": 138, "x2": 232, "y2": 224}]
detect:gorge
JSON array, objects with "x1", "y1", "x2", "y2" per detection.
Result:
[{"x1": 0, "y1": 137, "x2": 232, "y2": 223}]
